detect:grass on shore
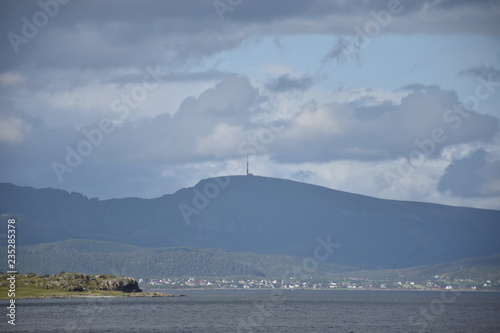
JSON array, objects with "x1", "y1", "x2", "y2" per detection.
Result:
[
  {"x1": 0, "y1": 273, "x2": 140, "y2": 299},
  {"x1": 0, "y1": 283, "x2": 132, "y2": 299}
]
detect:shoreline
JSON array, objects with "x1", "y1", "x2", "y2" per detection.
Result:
[
  {"x1": 143, "y1": 287, "x2": 499, "y2": 293},
  {"x1": 7, "y1": 292, "x2": 186, "y2": 300}
]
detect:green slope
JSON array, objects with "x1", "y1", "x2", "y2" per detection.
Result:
[
  {"x1": 7, "y1": 239, "x2": 352, "y2": 279},
  {"x1": 3, "y1": 239, "x2": 500, "y2": 283}
]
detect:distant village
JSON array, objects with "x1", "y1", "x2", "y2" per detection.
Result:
[{"x1": 139, "y1": 276, "x2": 500, "y2": 292}]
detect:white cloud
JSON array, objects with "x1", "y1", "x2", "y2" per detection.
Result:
[
  {"x1": 282, "y1": 102, "x2": 348, "y2": 140},
  {"x1": 271, "y1": 87, "x2": 499, "y2": 163},
  {"x1": 196, "y1": 123, "x2": 247, "y2": 158},
  {"x1": 0, "y1": 114, "x2": 31, "y2": 144},
  {"x1": 330, "y1": 87, "x2": 407, "y2": 106},
  {"x1": 0, "y1": 72, "x2": 26, "y2": 88}
]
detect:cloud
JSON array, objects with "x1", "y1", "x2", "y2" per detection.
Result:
[
  {"x1": 0, "y1": 116, "x2": 30, "y2": 144},
  {"x1": 103, "y1": 69, "x2": 228, "y2": 85},
  {"x1": 458, "y1": 65, "x2": 500, "y2": 81},
  {"x1": 1, "y1": 0, "x2": 499, "y2": 209},
  {"x1": 75, "y1": 75, "x2": 261, "y2": 164},
  {"x1": 196, "y1": 123, "x2": 247, "y2": 158},
  {"x1": 265, "y1": 74, "x2": 313, "y2": 92},
  {"x1": 291, "y1": 169, "x2": 315, "y2": 182},
  {"x1": 4, "y1": 82, "x2": 497, "y2": 190},
  {"x1": 0, "y1": 72, "x2": 26, "y2": 88},
  {"x1": 398, "y1": 83, "x2": 441, "y2": 92},
  {"x1": 0, "y1": 76, "x2": 267, "y2": 198},
  {"x1": 331, "y1": 87, "x2": 407, "y2": 107},
  {"x1": 0, "y1": 108, "x2": 36, "y2": 144},
  {"x1": 271, "y1": 87, "x2": 499, "y2": 163},
  {"x1": 2, "y1": 1, "x2": 499, "y2": 72},
  {"x1": 322, "y1": 37, "x2": 360, "y2": 65},
  {"x1": 438, "y1": 149, "x2": 500, "y2": 198}
]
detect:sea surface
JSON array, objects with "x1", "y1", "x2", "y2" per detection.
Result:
[{"x1": 3, "y1": 289, "x2": 500, "y2": 332}]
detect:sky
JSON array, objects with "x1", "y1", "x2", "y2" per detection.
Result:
[{"x1": 1, "y1": 0, "x2": 500, "y2": 209}]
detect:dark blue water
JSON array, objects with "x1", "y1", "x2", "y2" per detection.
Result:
[{"x1": 2, "y1": 290, "x2": 500, "y2": 332}]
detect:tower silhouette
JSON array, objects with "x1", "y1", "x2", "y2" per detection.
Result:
[{"x1": 246, "y1": 155, "x2": 253, "y2": 176}]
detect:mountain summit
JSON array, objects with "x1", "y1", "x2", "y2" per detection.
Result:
[{"x1": 1, "y1": 176, "x2": 499, "y2": 269}]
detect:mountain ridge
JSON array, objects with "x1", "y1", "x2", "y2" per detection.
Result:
[
  {"x1": 3, "y1": 175, "x2": 498, "y2": 210},
  {"x1": 1, "y1": 175, "x2": 500, "y2": 270}
]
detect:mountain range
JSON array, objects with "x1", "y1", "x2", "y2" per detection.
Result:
[{"x1": 1, "y1": 175, "x2": 500, "y2": 273}]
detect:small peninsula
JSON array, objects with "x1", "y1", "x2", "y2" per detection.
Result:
[{"x1": 0, "y1": 272, "x2": 181, "y2": 299}]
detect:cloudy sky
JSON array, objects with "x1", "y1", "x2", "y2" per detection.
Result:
[{"x1": 1, "y1": 0, "x2": 500, "y2": 209}]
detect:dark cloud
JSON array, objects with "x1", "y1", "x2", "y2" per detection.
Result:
[
  {"x1": 438, "y1": 149, "x2": 500, "y2": 198},
  {"x1": 322, "y1": 37, "x2": 359, "y2": 65},
  {"x1": 266, "y1": 74, "x2": 313, "y2": 93},
  {"x1": 291, "y1": 170, "x2": 315, "y2": 182},
  {"x1": 1, "y1": 1, "x2": 240, "y2": 71},
  {"x1": 458, "y1": 65, "x2": 500, "y2": 81},
  {"x1": 398, "y1": 83, "x2": 441, "y2": 92},
  {"x1": 434, "y1": 0, "x2": 500, "y2": 10},
  {"x1": 2, "y1": 0, "x2": 499, "y2": 71}
]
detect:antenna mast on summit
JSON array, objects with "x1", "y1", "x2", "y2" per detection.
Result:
[{"x1": 246, "y1": 155, "x2": 253, "y2": 176}]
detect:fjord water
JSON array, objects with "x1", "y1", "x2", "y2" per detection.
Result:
[{"x1": 6, "y1": 290, "x2": 500, "y2": 333}]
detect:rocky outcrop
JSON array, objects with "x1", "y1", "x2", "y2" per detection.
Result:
[
  {"x1": 95, "y1": 276, "x2": 141, "y2": 292},
  {"x1": 0, "y1": 273, "x2": 186, "y2": 299},
  {"x1": 18, "y1": 272, "x2": 142, "y2": 293}
]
